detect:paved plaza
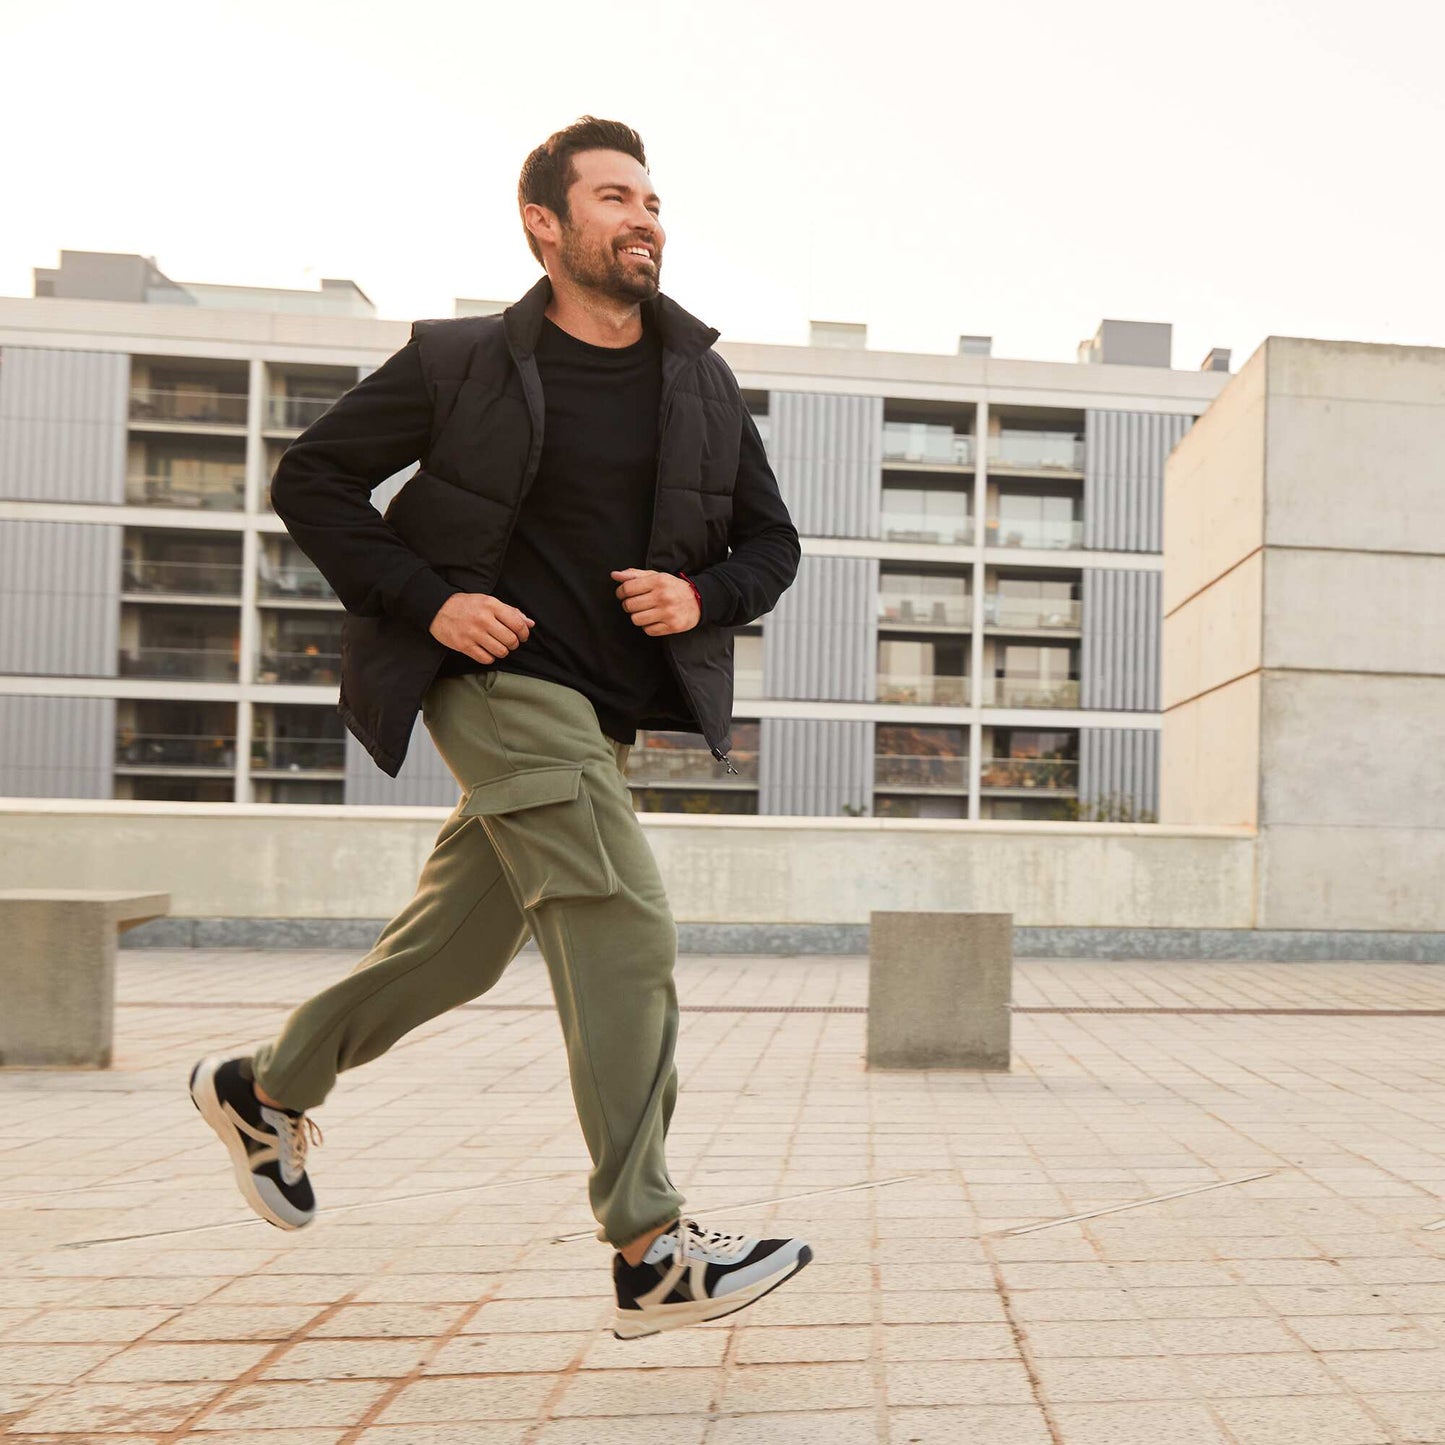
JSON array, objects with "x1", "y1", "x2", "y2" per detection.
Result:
[{"x1": 3, "y1": 948, "x2": 1445, "y2": 1442}]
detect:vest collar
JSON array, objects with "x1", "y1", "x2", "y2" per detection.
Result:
[{"x1": 503, "y1": 272, "x2": 719, "y2": 361}]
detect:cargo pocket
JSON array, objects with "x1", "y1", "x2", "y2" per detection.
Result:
[{"x1": 459, "y1": 763, "x2": 621, "y2": 911}]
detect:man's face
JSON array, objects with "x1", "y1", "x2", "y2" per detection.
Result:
[{"x1": 553, "y1": 148, "x2": 665, "y2": 302}]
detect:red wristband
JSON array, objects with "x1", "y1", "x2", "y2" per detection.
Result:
[{"x1": 678, "y1": 570, "x2": 703, "y2": 619}]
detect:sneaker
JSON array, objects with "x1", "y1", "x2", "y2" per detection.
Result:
[
  {"x1": 188, "y1": 1054, "x2": 320, "y2": 1230},
  {"x1": 612, "y1": 1218, "x2": 812, "y2": 1339}
]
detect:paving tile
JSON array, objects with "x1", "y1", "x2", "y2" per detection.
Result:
[
  {"x1": 11, "y1": 1382, "x2": 222, "y2": 1433},
  {"x1": 87, "y1": 1342, "x2": 273, "y2": 1382},
  {"x1": 259, "y1": 1338, "x2": 432, "y2": 1379},
  {"x1": 886, "y1": 1404, "x2": 1054, "y2": 1444},
  {"x1": 552, "y1": 1366, "x2": 722, "y2": 1416},
  {"x1": 884, "y1": 1359, "x2": 1035, "y2": 1407},
  {"x1": 190, "y1": 1379, "x2": 390, "y2": 1430},
  {"x1": 1045, "y1": 1402, "x2": 1232, "y2": 1443},
  {"x1": 373, "y1": 1375, "x2": 561, "y2": 1423},
  {"x1": 1210, "y1": 1395, "x2": 1392, "y2": 1444},
  {"x1": 707, "y1": 1412, "x2": 879, "y2": 1443}
]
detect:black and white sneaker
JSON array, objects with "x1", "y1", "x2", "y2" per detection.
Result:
[
  {"x1": 612, "y1": 1218, "x2": 812, "y2": 1339},
  {"x1": 188, "y1": 1054, "x2": 320, "y2": 1230}
]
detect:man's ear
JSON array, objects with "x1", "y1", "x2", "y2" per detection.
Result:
[{"x1": 522, "y1": 202, "x2": 559, "y2": 252}]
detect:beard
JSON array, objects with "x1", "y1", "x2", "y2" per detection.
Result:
[{"x1": 557, "y1": 223, "x2": 661, "y2": 303}]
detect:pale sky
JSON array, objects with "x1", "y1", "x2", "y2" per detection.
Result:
[{"x1": 3, "y1": 0, "x2": 1441, "y2": 370}]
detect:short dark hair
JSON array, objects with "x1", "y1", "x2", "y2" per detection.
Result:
[{"x1": 517, "y1": 116, "x2": 648, "y2": 266}]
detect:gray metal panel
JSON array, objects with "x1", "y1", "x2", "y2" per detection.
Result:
[
  {"x1": 758, "y1": 716, "x2": 874, "y2": 816},
  {"x1": 764, "y1": 554, "x2": 877, "y2": 702},
  {"x1": 0, "y1": 694, "x2": 114, "y2": 797},
  {"x1": 770, "y1": 390, "x2": 882, "y2": 539},
  {"x1": 1078, "y1": 727, "x2": 1159, "y2": 818},
  {"x1": 1083, "y1": 410, "x2": 1192, "y2": 552},
  {"x1": 0, "y1": 520, "x2": 121, "y2": 676},
  {"x1": 1080, "y1": 568, "x2": 1160, "y2": 712},
  {"x1": 0, "y1": 346, "x2": 129, "y2": 502},
  {"x1": 344, "y1": 714, "x2": 460, "y2": 806}
]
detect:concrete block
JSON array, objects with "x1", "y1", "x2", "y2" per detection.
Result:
[
  {"x1": 867, "y1": 910, "x2": 1011, "y2": 1070},
  {"x1": 0, "y1": 890, "x2": 169, "y2": 1067}
]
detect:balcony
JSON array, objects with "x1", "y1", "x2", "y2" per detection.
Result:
[
  {"x1": 874, "y1": 753, "x2": 968, "y2": 789},
  {"x1": 979, "y1": 756, "x2": 1078, "y2": 791},
  {"x1": 115, "y1": 732, "x2": 237, "y2": 769},
  {"x1": 118, "y1": 647, "x2": 238, "y2": 682},
  {"x1": 122, "y1": 559, "x2": 244, "y2": 598},
  {"x1": 129, "y1": 389, "x2": 248, "y2": 427},
  {"x1": 259, "y1": 564, "x2": 334, "y2": 601},
  {"x1": 877, "y1": 674, "x2": 970, "y2": 706},
  {"x1": 251, "y1": 737, "x2": 347, "y2": 773},
  {"x1": 880, "y1": 510, "x2": 974, "y2": 546},
  {"x1": 734, "y1": 664, "x2": 764, "y2": 700},
  {"x1": 985, "y1": 516, "x2": 1083, "y2": 550},
  {"x1": 878, "y1": 592, "x2": 971, "y2": 627},
  {"x1": 984, "y1": 595, "x2": 1081, "y2": 630},
  {"x1": 626, "y1": 745, "x2": 760, "y2": 786},
  {"x1": 985, "y1": 677, "x2": 1080, "y2": 709},
  {"x1": 258, "y1": 650, "x2": 341, "y2": 686},
  {"x1": 883, "y1": 423, "x2": 975, "y2": 468},
  {"x1": 987, "y1": 434, "x2": 1085, "y2": 472},
  {"x1": 265, "y1": 394, "x2": 343, "y2": 431},
  {"x1": 125, "y1": 472, "x2": 245, "y2": 510}
]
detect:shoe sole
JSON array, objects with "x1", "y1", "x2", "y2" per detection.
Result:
[
  {"x1": 611, "y1": 1245, "x2": 813, "y2": 1339},
  {"x1": 188, "y1": 1055, "x2": 312, "y2": 1231}
]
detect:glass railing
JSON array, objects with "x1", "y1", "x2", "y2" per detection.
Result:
[
  {"x1": 985, "y1": 516, "x2": 1083, "y2": 550},
  {"x1": 987, "y1": 435, "x2": 1085, "y2": 471},
  {"x1": 115, "y1": 732, "x2": 237, "y2": 768},
  {"x1": 874, "y1": 754, "x2": 968, "y2": 788},
  {"x1": 129, "y1": 389, "x2": 249, "y2": 425},
  {"x1": 880, "y1": 512, "x2": 974, "y2": 546},
  {"x1": 118, "y1": 647, "x2": 239, "y2": 681},
  {"x1": 251, "y1": 737, "x2": 347, "y2": 771},
  {"x1": 257, "y1": 650, "x2": 342, "y2": 685},
  {"x1": 625, "y1": 745, "x2": 760, "y2": 785},
  {"x1": 125, "y1": 473, "x2": 246, "y2": 510},
  {"x1": 259, "y1": 566, "x2": 333, "y2": 600},
  {"x1": 879, "y1": 593, "x2": 971, "y2": 627},
  {"x1": 985, "y1": 677, "x2": 1080, "y2": 708},
  {"x1": 265, "y1": 395, "x2": 343, "y2": 430},
  {"x1": 883, "y1": 423, "x2": 975, "y2": 467},
  {"x1": 984, "y1": 595, "x2": 1081, "y2": 629},
  {"x1": 876, "y1": 674, "x2": 970, "y2": 706},
  {"x1": 122, "y1": 560, "x2": 244, "y2": 596},
  {"x1": 979, "y1": 756, "x2": 1078, "y2": 790}
]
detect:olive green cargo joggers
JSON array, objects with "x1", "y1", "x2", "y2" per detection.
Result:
[{"x1": 250, "y1": 666, "x2": 686, "y2": 1249}]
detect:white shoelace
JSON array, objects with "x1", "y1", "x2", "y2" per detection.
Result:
[
  {"x1": 260, "y1": 1105, "x2": 323, "y2": 1186},
  {"x1": 671, "y1": 1218, "x2": 752, "y2": 1290}
]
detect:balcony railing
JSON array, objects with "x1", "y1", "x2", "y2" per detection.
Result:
[
  {"x1": 876, "y1": 674, "x2": 970, "y2": 706},
  {"x1": 122, "y1": 559, "x2": 244, "y2": 597},
  {"x1": 883, "y1": 423, "x2": 975, "y2": 467},
  {"x1": 979, "y1": 756, "x2": 1078, "y2": 790},
  {"x1": 987, "y1": 434, "x2": 1085, "y2": 471},
  {"x1": 625, "y1": 745, "x2": 760, "y2": 785},
  {"x1": 984, "y1": 595, "x2": 1081, "y2": 629},
  {"x1": 251, "y1": 737, "x2": 347, "y2": 771},
  {"x1": 115, "y1": 732, "x2": 237, "y2": 768},
  {"x1": 733, "y1": 666, "x2": 764, "y2": 700},
  {"x1": 986, "y1": 677, "x2": 1080, "y2": 709},
  {"x1": 259, "y1": 565, "x2": 333, "y2": 600},
  {"x1": 258, "y1": 650, "x2": 341, "y2": 685},
  {"x1": 880, "y1": 512, "x2": 974, "y2": 546},
  {"x1": 118, "y1": 647, "x2": 239, "y2": 681},
  {"x1": 265, "y1": 395, "x2": 343, "y2": 430},
  {"x1": 129, "y1": 389, "x2": 249, "y2": 426},
  {"x1": 879, "y1": 594, "x2": 971, "y2": 627},
  {"x1": 125, "y1": 473, "x2": 245, "y2": 510},
  {"x1": 874, "y1": 754, "x2": 968, "y2": 789},
  {"x1": 985, "y1": 516, "x2": 1084, "y2": 550}
]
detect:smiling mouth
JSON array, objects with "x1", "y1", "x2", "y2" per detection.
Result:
[{"x1": 620, "y1": 248, "x2": 655, "y2": 262}]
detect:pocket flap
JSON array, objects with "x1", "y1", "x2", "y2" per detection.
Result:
[{"x1": 460, "y1": 764, "x2": 584, "y2": 817}]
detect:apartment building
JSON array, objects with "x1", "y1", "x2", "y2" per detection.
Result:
[{"x1": 0, "y1": 251, "x2": 1230, "y2": 819}]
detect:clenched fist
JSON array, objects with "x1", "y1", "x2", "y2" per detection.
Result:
[
  {"x1": 428, "y1": 593, "x2": 536, "y2": 664},
  {"x1": 612, "y1": 568, "x2": 701, "y2": 635}
]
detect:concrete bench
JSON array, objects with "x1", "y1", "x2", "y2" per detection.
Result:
[
  {"x1": 0, "y1": 890, "x2": 171, "y2": 1068},
  {"x1": 866, "y1": 909, "x2": 1012, "y2": 1070}
]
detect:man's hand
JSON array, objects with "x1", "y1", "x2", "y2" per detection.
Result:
[
  {"x1": 612, "y1": 568, "x2": 701, "y2": 635},
  {"x1": 428, "y1": 593, "x2": 535, "y2": 663}
]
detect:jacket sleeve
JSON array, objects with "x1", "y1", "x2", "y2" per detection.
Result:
[
  {"x1": 268, "y1": 333, "x2": 461, "y2": 633},
  {"x1": 687, "y1": 398, "x2": 801, "y2": 628}
]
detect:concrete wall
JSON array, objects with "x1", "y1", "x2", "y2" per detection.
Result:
[{"x1": 1162, "y1": 336, "x2": 1445, "y2": 931}]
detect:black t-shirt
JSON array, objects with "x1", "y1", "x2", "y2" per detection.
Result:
[{"x1": 435, "y1": 308, "x2": 691, "y2": 743}]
